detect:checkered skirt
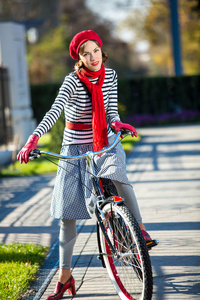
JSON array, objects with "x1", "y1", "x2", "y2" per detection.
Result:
[{"x1": 50, "y1": 134, "x2": 131, "y2": 220}]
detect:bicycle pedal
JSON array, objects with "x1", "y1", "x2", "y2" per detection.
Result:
[
  {"x1": 97, "y1": 254, "x2": 106, "y2": 268},
  {"x1": 97, "y1": 255, "x2": 102, "y2": 261},
  {"x1": 146, "y1": 239, "x2": 159, "y2": 250}
]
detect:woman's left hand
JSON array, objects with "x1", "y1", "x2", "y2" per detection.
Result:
[{"x1": 111, "y1": 121, "x2": 137, "y2": 138}]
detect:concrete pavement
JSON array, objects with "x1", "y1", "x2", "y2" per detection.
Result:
[
  {"x1": 127, "y1": 124, "x2": 200, "y2": 300},
  {"x1": 0, "y1": 124, "x2": 200, "y2": 299},
  {"x1": 0, "y1": 175, "x2": 59, "y2": 247}
]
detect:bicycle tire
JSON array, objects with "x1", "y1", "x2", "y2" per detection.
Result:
[{"x1": 99, "y1": 202, "x2": 153, "y2": 300}]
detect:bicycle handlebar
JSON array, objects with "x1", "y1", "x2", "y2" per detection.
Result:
[{"x1": 29, "y1": 130, "x2": 132, "y2": 161}]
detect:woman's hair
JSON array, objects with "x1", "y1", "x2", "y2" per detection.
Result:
[{"x1": 74, "y1": 40, "x2": 108, "y2": 72}]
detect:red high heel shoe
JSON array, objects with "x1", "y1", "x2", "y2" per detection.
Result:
[
  {"x1": 45, "y1": 275, "x2": 76, "y2": 300},
  {"x1": 142, "y1": 230, "x2": 152, "y2": 241}
]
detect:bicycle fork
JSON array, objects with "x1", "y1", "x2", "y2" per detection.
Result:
[
  {"x1": 89, "y1": 175, "x2": 116, "y2": 264},
  {"x1": 95, "y1": 201, "x2": 127, "y2": 267}
]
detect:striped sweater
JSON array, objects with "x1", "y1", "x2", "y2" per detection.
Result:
[{"x1": 33, "y1": 67, "x2": 120, "y2": 145}]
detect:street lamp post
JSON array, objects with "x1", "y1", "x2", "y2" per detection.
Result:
[{"x1": 169, "y1": 0, "x2": 183, "y2": 75}]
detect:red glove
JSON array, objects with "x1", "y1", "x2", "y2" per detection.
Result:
[
  {"x1": 111, "y1": 121, "x2": 137, "y2": 138},
  {"x1": 17, "y1": 134, "x2": 39, "y2": 164}
]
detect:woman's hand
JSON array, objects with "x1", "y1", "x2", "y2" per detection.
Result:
[
  {"x1": 111, "y1": 121, "x2": 137, "y2": 138},
  {"x1": 17, "y1": 134, "x2": 39, "y2": 164}
]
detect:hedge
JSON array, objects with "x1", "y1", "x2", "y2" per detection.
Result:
[
  {"x1": 31, "y1": 83, "x2": 61, "y2": 123},
  {"x1": 118, "y1": 75, "x2": 200, "y2": 117},
  {"x1": 31, "y1": 75, "x2": 200, "y2": 124},
  {"x1": 30, "y1": 75, "x2": 200, "y2": 152}
]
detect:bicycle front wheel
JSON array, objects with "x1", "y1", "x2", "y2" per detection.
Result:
[{"x1": 99, "y1": 202, "x2": 153, "y2": 300}]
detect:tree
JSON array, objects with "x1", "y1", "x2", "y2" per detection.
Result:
[
  {"x1": 178, "y1": 0, "x2": 200, "y2": 74},
  {"x1": 0, "y1": 0, "x2": 149, "y2": 81},
  {"x1": 27, "y1": 24, "x2": 71, "y2": 83},
  {"x1": 60, "y1": 0, "x2": 147, "y2": 78},
  {"x1": 117, "y1": 0, "x2": 200, "y2": 75},
  {"x1": 27, "y1": 0, "x2": 148, "y2": 83}
]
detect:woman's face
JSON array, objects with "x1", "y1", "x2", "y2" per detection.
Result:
[{"x1": 79, "y1": 40, "x2": 102, "y2": 72}]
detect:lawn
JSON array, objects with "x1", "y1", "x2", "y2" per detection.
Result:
[
  {"x1": 0, "y1": 134, "x2": 58, "y2": 177},
  {"x1": 0, "y1": 243, "x2": 49, "y2": 300},
  {"x1": 121, "y1": 133, "x2": 140, "y2": 153}
]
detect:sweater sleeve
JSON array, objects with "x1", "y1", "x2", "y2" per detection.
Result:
[
  {"x1": 106, "y1": 70, "x2": 121, "y2": 126},
  {"x1": 33, "y1": 75, "x2": 77, "y2": 137}
]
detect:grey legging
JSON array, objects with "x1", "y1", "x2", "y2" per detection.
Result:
[{"x1": 59, "y1": 181, "x2": 142, "y2": 269}]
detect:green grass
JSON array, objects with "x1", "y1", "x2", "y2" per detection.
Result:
[
  {"x1": 121, "y1": 134, "x2": 141, "y2": 153},
  {"x1": 0, "y1": 133, "x2": 140, "y2": 177},
  {"x1": 0, "y1": 134, "x2": 58, "y2": 177},
  {"x1": 0, "y1": 243, "x2": 49, "y2": 300},
  {"x1": 0, "y1": 159, "x2": 58, "y2": 177}
]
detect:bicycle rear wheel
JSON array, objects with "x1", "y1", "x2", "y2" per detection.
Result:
[{"x1": 99, "y1": 202, "x2": 153, "y2": 300}]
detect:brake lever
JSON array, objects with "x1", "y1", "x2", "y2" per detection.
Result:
[
  {"x1": 29, "y1": 149, "x2": 41, "y2": 160},
  {"x1": 120, "y1": 129, "x2": 132, "y2": 135}
]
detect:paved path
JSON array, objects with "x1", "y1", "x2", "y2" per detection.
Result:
[
  {"x1": 0, "y1": 175, "x2": 59, "y2": 247},
  {"x1": 0, "y1": 124, "x2": 200, "y2": 299},
  {"x1": 128, "y1": 124, "x2": 200, "y2": 300}
]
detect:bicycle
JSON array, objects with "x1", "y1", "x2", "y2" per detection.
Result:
[{"x1": 30, "y1": 131, "x2": 158, "y2": 300}]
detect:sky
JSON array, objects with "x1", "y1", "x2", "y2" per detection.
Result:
[
  {"x1": 85, "y1": 0, "x2": 152, "y2": 46},
  {"x1": 85, "y1": 0, "x2": 151, "y2": 24}
]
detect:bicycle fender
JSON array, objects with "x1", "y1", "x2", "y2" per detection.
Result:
[
  {"x1": 96, "y1": 222, "x2": 106, "y2": 268},
  {"x1": 112, "y1": 196, "x2": 125, "y2": 204}
]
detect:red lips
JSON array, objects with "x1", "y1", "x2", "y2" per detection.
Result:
[{"x1": 92, "y1": 61, "x2": 99, "y2": 66}]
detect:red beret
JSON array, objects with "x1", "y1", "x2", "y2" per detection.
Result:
[{"x1": 69, "y1": 30, "x2": 103, "y2": 60}]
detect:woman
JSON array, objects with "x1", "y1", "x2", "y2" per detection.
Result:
[{"x1": 17, "y1": 30, "x2": 151, "y2": 300}]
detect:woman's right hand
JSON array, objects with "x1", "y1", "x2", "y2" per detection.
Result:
[
  {"x1": 17, "y1": 134, "x2": 39, "y2": 164},
  {"x1": 111, "y1": 121, "x2": 137, "y2": 138}
]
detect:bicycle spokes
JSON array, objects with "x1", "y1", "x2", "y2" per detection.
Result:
[{"x1": 99, "y1": 203, "x2": 153, "y2": 300}]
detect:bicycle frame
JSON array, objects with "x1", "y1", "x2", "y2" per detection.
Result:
[
  {"x1": 84, "y1": 141, "x2": 126, "y2": 258},
  {"x1": 30, "y1": 131, "x2": 128, "y2": 258}
]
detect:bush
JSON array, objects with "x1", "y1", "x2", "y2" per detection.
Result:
[
  {"x1": 31, "y1": 75, "x2": 200, "y2": 124},
  {"x1": 31, "y1": 83, "x2": 61, "y2": 123},
  {"x1": 48, "y1": 111, "x2": 64, "y2": 153},
  {"x1": 125, "y1": 110, "x2": 200, "y2": 127},
  {"x1": 30, "y1": 75, "x2": 200, "y2": 143},
  {"x1": 118, "y1": 75, "x2": 200, "y2": 118}
]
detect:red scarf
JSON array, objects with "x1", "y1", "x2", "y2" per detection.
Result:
[{"x1": 77, "y1": 64, "x2": 108, "y2": 151}]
